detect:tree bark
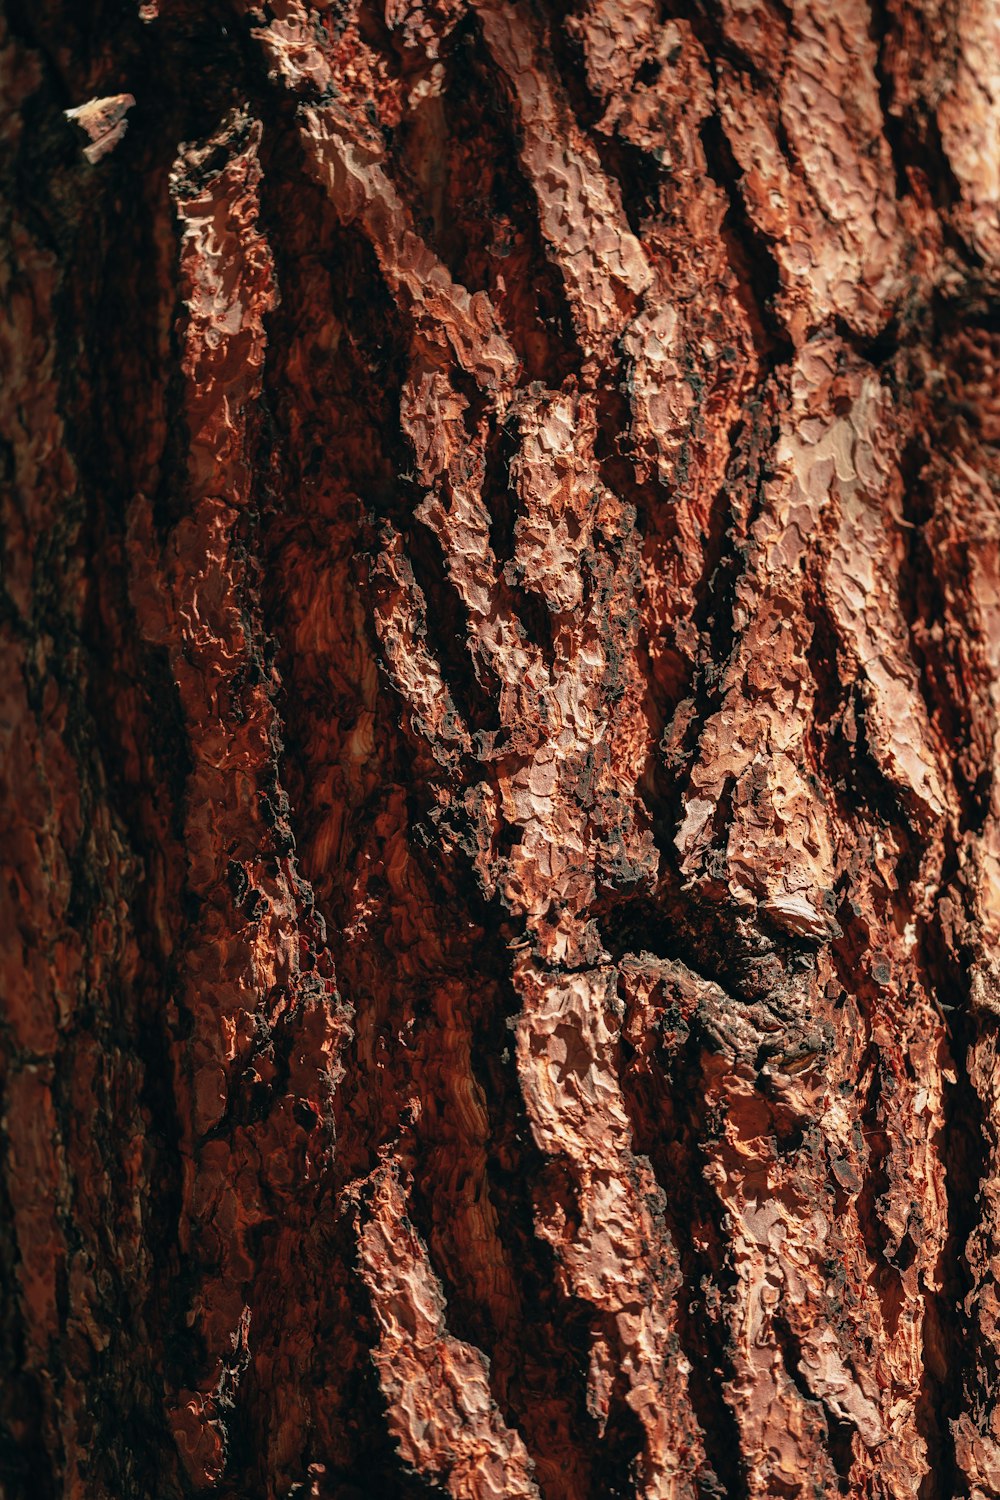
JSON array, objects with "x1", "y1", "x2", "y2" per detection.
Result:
[{"x1": 1, "y1": 0, "x2": 999, "y2": 1495}]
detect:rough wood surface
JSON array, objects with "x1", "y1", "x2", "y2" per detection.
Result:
[{"x1": 1, "y1": 1, "x2": 999, "y2": 1496}]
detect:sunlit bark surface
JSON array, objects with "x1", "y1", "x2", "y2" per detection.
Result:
[{"x1": 2, "y1": 1, "x2": 1000, "y2": 1495}]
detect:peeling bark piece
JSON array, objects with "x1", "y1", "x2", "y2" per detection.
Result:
[
  {"x1": 761, "y1": 890, "x2": 834, "y2": 942},
  {"x1": 65, "y1": 93, "x2": 134, "y2": 163}
]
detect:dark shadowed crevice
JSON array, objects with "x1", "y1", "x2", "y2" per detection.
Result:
[
  {"x1": 896, "y1": 428, "x2": 990, "y2": 835},
  {"x1": 591, "y1": 131, "x2": 666, "y2": 241},
  {"x1": 60, "y1": 197, "x2": 193, "y2": 1500},
  {"x1": 255, "y1": 128, "x2": 409, "y2": 497},
  {"x1": 867, "y1": 0, "x2": 911, "y2": 205},
  {"x1": 807, "y1": 592, "x2": 922, "y2": 856},
  {"x1": 340, "y1": 1220, "x2": 451, "y2": 1499},
  {"x1": 65, "y1": 170, "x2": 194, "y2": 1489},
  {"x1": 0, "y1": 35, "x2": 202, "y2": 1492},
  {"x1": 636, "y1": 384, "x2": 779, "y2": 876},
  {"x1": 480, "y1": 405, "x2": 521, "y2": 570},
  {"x1": 257, "y1": 119, "x2": 510, "y2": 743},
  {"x1": 0, "y1": 1109, "x2": 57, "y2": 1500},
  {"x1": 533, "y1": 0, "x2": 678, "y2": 241},
  {"x1": 404, "y1": 509, "x2": 508, "y2": 736},
  {"x1": 772, "y1": 1317, "x2": 853, "y2": 1494},
  {"x1": 532, "y1": 0, "x2": 604, "y2": 133},
  {"x1": 404, "y1": 860, "x2": 633, "y2": 1500},
  {"x1": 598, "y1": 878, "x2": 795, "y2": 1014},
  {"x1": 866, "y1": 0, "x2": 970, "y2": 226},
  {"x1": 389, "y1": 11, "x2": 583, "y2": 387},
  {"x1": 618, "y1": 1020, "x2": 751, "y2": 1500},
  {"x1": 699, "y1": 115, "x2": 795, "y2": 370},
  {"x1": 913, "y1": 859, "x2": 985, "y2": 1500},
  {"x1": 852, "y1": 1059, "x2": 908, "y2": 1340},
  {"x1": 592, "y1": 378, "x2": 679, "y2": 544}
]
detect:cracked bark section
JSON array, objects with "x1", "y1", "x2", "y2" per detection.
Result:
[{"x1": 1, "y1": 0, "x2": 999, "y2": 1497}]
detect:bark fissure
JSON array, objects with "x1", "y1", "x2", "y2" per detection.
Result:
[
  {"x1": 617, "y1": 1018, "x2": 752, "y2": 1500},
  {"x1": 3, "y1": 0, "x2": 1000, "y2": 1495}
]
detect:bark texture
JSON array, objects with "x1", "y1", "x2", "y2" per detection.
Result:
[{"x1": 1, "y1": 1, "x2": 999, "y2": 1496}]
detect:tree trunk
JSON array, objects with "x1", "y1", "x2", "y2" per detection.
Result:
[{"x1": 1, "y1": 0, "x2": 999, "y2": 1495}]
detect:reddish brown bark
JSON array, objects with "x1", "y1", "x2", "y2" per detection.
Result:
[{"x1": 1, "y1": 1, "x2": 999, "y2": 1496}]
